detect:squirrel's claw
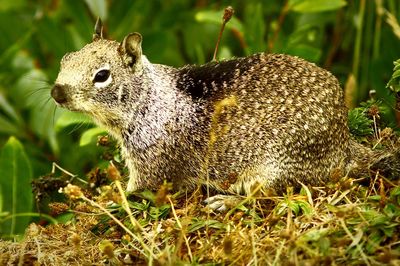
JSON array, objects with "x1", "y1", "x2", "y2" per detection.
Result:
[{"x1": 203, "y1": 195, "x2": 241, "y2": 212}]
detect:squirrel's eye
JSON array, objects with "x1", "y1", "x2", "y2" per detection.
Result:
[{"x1": 93, "y1": 69, "x2": 110, "y2": 83}]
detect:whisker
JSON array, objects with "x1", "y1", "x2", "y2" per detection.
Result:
[
  {"x1": 67, "y1": 115, "x2": 93, "y2": 135},
  {"x1": 52, "y1": 105, "x2": 58, "y2": 127},
  {"x1": 39, "y1": 96, "x2": 53, "y2": 110},
  {"x1": 21, "y1": 71, "x2": 48, "y2": 81},
  {"x1": 68, "y1": 122, "x2": 83, "y2": 135},
  {"x1": 21, "y1": 73, "x2": 50, "y2": 87},
  {"x1": 23, "y1": 72, "x2": 53, "y2": 111},
  {"x1": 25, "y1": 86, "x2": 50, "y2": 98}
]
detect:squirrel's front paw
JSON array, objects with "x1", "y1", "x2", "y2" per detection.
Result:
[{"x1": 203, "y1": 195, "x2": 241, "y2": 212}]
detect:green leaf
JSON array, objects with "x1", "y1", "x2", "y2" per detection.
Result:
[
  {"x1": 287, "y1": 200, "x2": 301, "y2": 215},
  {"x1": 289, "y1": 0, "x2": 347, "y2": 13},
  {"x1": 139, "y1": 190, "x2": 156, "y2": 203},
  {"x1": 383, "y1": 203, "x2": 398, "y2": 217},
  {"x1": 381, "y1": 225, "x2": 396, "y2": 237},
  {"x1": 365, "y1": 230, "x2": 384, "y2": 253},
  {"x1": 189, "y1": 219, "x2": 226, "y2": 232},
  {"x1": 318, "y1": 237, "x2": 331, "y2": 255},
  {"x1": 128, "y1": 200, "x2": 151, "y2": 212},
  {"x1": 348, "y1": 108, "x2": 373, "y2": 137},
  {"x1": 23, "y1": 71, "x2": 60, "y2": 153},
  {"x1": 297, "y1": 200, "x2": 313, "y2": 215},
  {"x1": 387, "y1": 59, "x2": 400, "y2": 92},
  {"x1": 368, "y1": 195, "x2": 381, "y2": 201},
  {"x1": 390, "y1": 186, "x2": 400, "y2": 197},
  {"x1": 389, "y1": 187, "x2": 400, "y2": 205},
  {"x1": 0, "y1": 92, "x2": 22, "y2": 126},
  {"x1": 0, "y1": 115, "x2": 21, "y2": 136},
  {"x1": 80, "y1": 127, "x2": 107, "y2": 146},
  {"x1": 299, "y1": 228, "x2": 329, "y2": 242},
  {"x1": 0, "y1": 137, "x2": 33, "y2": 236},
  {"x1": 55, "y1": 111, "x2": 93, "y2": 131},
  {"x1": 56, "y1": 212, "x2": 75, "y2": 224},
  {"x1": 0, "y1": 16, "x2": 33, "y2": 65},
  {"x1": 149, "y1": 205, "x2": 171, "y2": 219},
  {"x1": 276, "y1": 198, "x2": 312, "y2": 216}
]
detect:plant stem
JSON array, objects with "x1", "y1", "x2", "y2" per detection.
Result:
[
  {"x1": 353, "y1": 0, "x2": 366, "y2": 102},
  {"x1": 373, "y1": 0, "x2": 383, "y2": 60}
]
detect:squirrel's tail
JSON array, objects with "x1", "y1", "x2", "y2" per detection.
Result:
[{"x1": 347, "y1": 139, "x2": 400, "y2": 179}]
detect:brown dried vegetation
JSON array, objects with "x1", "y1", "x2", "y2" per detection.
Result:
[{"x1": 1, "y1": 134, "x2": 400, "y2": 265}]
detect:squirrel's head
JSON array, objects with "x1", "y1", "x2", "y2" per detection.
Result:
[{"x1": 51, "y1": 19, "x2": 146, "y2": 126}]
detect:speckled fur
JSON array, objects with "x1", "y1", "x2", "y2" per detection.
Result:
[{"x1": 52, "y1": 33, "x2": 376, "y2": 196}]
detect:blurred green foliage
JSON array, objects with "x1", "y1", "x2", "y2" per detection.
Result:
[
  {"x1": 0, "y1": 137, "x2": 32, "y2": 236},
  {"x1": 0, "y1": 0, "x2": 399, "y2": 237},
  {"x1": 387, "y1": 58, "x2": 400, "y2": 92}
]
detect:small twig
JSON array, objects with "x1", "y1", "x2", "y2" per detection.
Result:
[
  {"x1": 52, "y1": 162, "x2": 76, "y2": 177},
  {"x1": 329, "y1": 190, "x2": 351, "y2": 206},
  {"x1": 115, "y1": 179, "x2": 149, "y2": 231},
  {"x1": 167, "y1": 196, "x2": 193, "y2": 261},
  {"x1": 372, "y1": 137, "x2": 383, "y2": 150},
  {"x1": 213, "y1": 6, "x2": 234, "y2": 61},
  {"x1": 324, "y1": 10, "x2": 345, "y2": 69},
  {"x1": 268, "y1": 0, "x2": 289, "y2": 52},
  {"x1": 251, "y1": 202, "x2": 258, "y2": 265},
  {"x1": 114, "y1": 178, "x2": 159, "y2": 265},
  {"x1": 352, "y1": 0, "x2": 366, "y2": 100},
  {"x1": 112, "y1": 164, "x2": 144, "y2": 233},
  {"x1": 366, "y1": 171, "x2": 380, "y2": 199},
  {"x1": 108, "y1": 161, "x2": 160, "y2": 259},
  {"x1": 372, "y1": 115, "x2": 380, "y2": 140},
  {"x1": 51, "y1": 162, "x2": 87, "y2": 184},
  {"x1": 62, "y1": 183, "x2": 155, "y2": 259},
  {"x1": 81, "y1": 194, "x2": 155, "y2": 258},
  {"x1": 272, "y1": 241, "x2": 285, "y2": 266}
]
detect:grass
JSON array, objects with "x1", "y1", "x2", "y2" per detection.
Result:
[{"x1": 1, "y1": 147, "x2": 399, "y2": 265}]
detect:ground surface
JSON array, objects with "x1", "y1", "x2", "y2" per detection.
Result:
[{"x1": 1, "y1": 133, "x2": 400, "y2": 265}]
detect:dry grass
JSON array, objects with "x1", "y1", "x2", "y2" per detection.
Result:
[
  {"x1": 1, "y1": 124, "x2": 400, "y2": 265},
  {"x1": 1, "y1": 166, "x2": 399, "y2": 265}
]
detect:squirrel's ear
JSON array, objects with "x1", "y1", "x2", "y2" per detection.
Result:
[
  {"x1": 92, "y1": 18, "x2": 103, "y2": 41},
  {"x1": 120, "y1": 33, "x2": 142, "y2": 67}
]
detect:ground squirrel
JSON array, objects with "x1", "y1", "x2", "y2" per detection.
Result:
[{"x1": 51, "y1": 20, "x2": 397, "y2": 210}]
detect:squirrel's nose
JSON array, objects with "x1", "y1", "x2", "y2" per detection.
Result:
[{"x1": 51, "y1": 84, "x2": 68, "y2": 104}]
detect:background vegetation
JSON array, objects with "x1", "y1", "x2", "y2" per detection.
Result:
[{"x1": 0, "y1": 0, "x2": 400, "y2": 263}]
